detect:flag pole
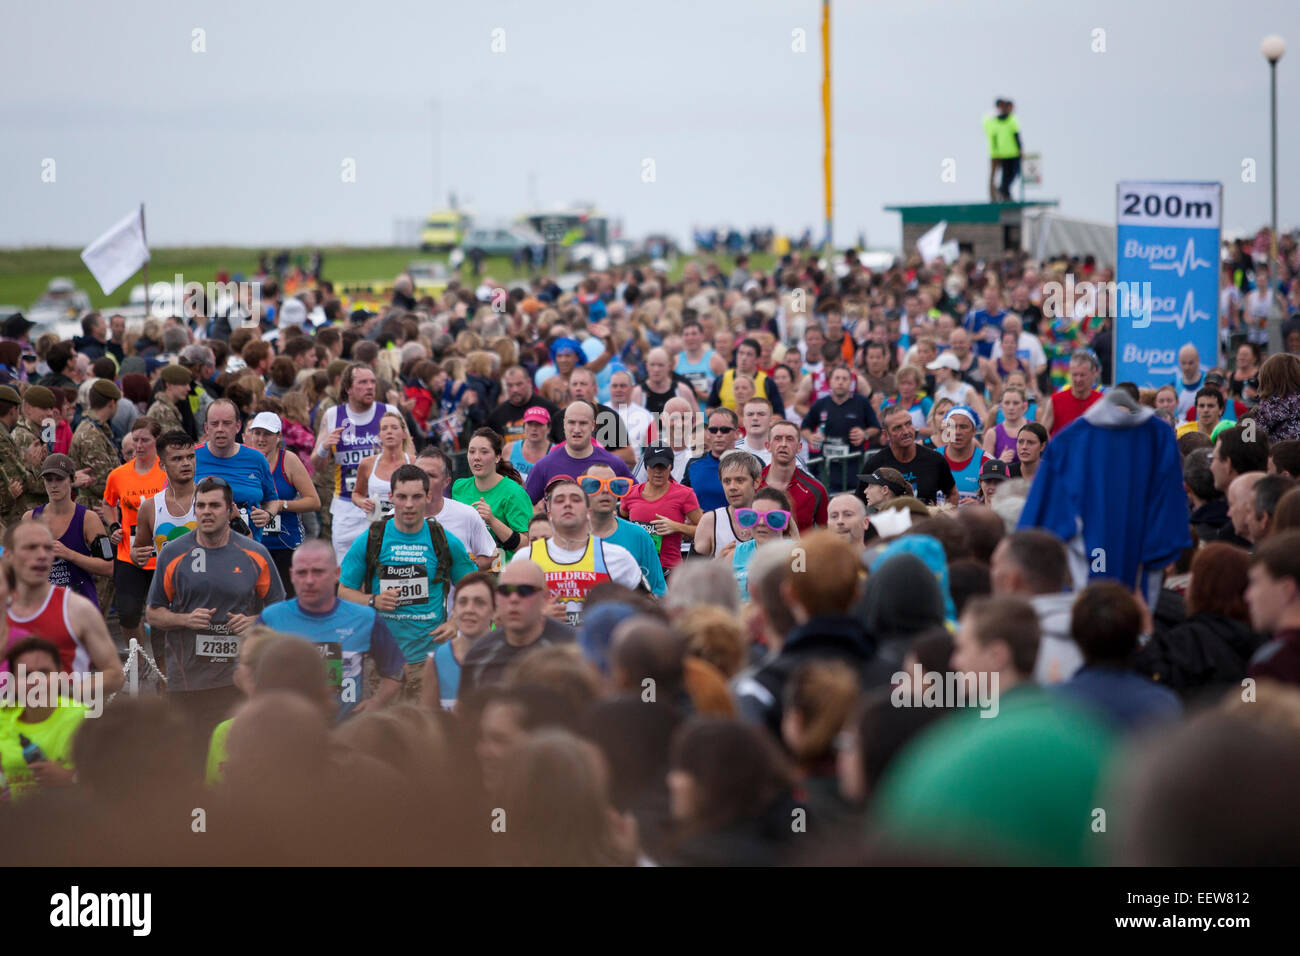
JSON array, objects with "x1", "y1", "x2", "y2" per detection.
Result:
[
  {"x1": 140, "y1": 203, "x2": 150, "y2": 318},
  {"x1": 139, "y1": 204, "x2": 149, "y2": 319},
  {"x1": 821, "y1": 0, "x2": 833, "y2": 255}
]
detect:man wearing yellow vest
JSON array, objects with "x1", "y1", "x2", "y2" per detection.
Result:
[
  {"x1": 985, "y1": 98, "x2": 1022, "y2": 202},
  {"x1": 518, "y1": 477, "x2": 644, "y2": 628},
  {"x1": 707, "y1": 337, "x2": 785, "y2": 416}
]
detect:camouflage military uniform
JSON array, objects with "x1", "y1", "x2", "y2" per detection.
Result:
[
  {"x1": 70, "y1": 416, "x2": 122, "y2": 509},
  {"x1": 145, "y1": 398, "x2": 184, "y2": 434},
  {"x1": 0, "y1": 421, "x2": 27, "y2": 530},
  {"x1": 10, "y1": 416, "x2": 50, "y2": 515}
]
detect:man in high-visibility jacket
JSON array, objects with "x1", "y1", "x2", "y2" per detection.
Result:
[{"x1": 985, "y1": 98, "x2": 1022, "y2": 202}]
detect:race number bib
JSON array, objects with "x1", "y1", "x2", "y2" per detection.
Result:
[
  {"x1": 823, "y1": 439, "x2": 850, "y2": 459},
  {"x1": 376, "y1": 498, "x2": 394, "y2": 519},
  {"x1": 264, "y1": 511, "x2": 282, "y2": 535},
  {"x1": 237, "y1": 507, "x2": 251, "y2": 530},
  {"x1": 379, "y1": 564, "x2": 428, "y2": 607},
  {"x1": 344, "y1": 475, "x2": 358, "y2": 494},
  {"x1": 564, "y1": 602, "x2": 583, "y2": 628},
  {"x1": 316, "y1": 642, "x2": 343, "y2": 691},
  {"x1": 195, "y1": 622, "x2": 240, "y2": 661},
  {"x1": 634, "y1": 520, "x2": 664, "y2": 553}
]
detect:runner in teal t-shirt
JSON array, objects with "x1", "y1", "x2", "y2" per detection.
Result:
[
  {"x1": 338, "y1": 465, "x2": 477, "y2": 663},
  {"x1": 603, "y1": 518, "x2": 667, "y2": 596}
]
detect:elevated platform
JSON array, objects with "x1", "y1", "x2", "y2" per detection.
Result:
[{"x1": 884, "y1": 200, "x2": 1059, "y2": 260}]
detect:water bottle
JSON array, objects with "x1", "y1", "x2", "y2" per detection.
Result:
[
  {"x1": 18, "y1": 734, "x2": 45, "y2": 765},
  {"x1": 935, "y1": 491, "x2": 946, "y2": 507}
]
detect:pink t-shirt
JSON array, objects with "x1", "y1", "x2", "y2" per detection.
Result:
[{"x1": 621, "y1": 481, "x2": 700, "y2": 570}]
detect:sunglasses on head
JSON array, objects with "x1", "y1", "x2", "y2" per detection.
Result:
[
  {"x1": 579, "y1": 475, "x2": 632, "y2": 497},
  {"x1": 496, "y1": 583, "x2": 543, "y2": 598},
  {"x1": 735, "y1": 507, "x2": 791, "y2": 531}
]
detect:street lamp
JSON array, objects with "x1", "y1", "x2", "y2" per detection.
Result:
[{"x1": 1262, "y1": 35, "x2": 1285, "y2": 353}]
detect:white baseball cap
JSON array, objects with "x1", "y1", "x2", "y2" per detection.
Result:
[
  {"x1": 926, "y1": 352, "x2": 961, "y2": 371},
  {"x1": 248, "y1": 411, "x2": 282, "y2": 434}
]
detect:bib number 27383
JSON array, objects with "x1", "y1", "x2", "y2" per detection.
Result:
[{"x1": 196, "y1": 623, "x2": 240, "y2": 662}]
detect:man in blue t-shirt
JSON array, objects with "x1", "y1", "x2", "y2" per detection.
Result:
[
  {"x1": 259, "y1": 539, "x2": 405, "y2": 719},
  {"x1": 682, "y1": 407, "x2": 739, "y2": 512},
  {"x1": 964, "y1": 286, "x2": 1009, "y2": 360},
  {"x1": 338, "y1": 464, "x2": 476, "y2": 701},
  {"x1": 195, "y1": 399, "x2": 280, "y2": 542}
]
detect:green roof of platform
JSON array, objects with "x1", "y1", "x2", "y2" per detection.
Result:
[{"x1": 883, "y1": 200, "x2": 1059, "y2": 225}]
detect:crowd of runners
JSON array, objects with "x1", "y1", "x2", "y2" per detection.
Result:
[{"x1": 2, "y1": 232, "x2": 1300, "y2": 865}]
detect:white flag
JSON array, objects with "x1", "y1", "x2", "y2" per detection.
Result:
[
  {"x1": 915, "y1": 220, "x2": 947, "y2": 264},
  {"x1": 80, "y1": 205, "x2": 150, "y2": 295}
]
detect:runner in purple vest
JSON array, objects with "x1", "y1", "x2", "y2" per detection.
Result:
[
  {"x1": 310, "y1": 364, "x2": 395, "y2": 565},
  {"x1": 983, "y1": 385, "x2": 1031, "y2": 464},
  {"x1": 27, "y1": 454, "x2": 113, "y2": 608}
]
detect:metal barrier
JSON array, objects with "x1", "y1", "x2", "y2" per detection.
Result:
[{"x1": 805, "y1": 450, "x2": 867, "y2": 494}]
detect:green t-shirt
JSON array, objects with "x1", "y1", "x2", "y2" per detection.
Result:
[
  {"x1": 984, "y1": 113, "x2": 1020, "y2": 159},
  {"x1": 451, "y1": 476, "x2": 534, "y2": 558},
  {"x1": 206, "y1": 717, "x2": 233, "y2": 786},
  {"x1": 0, "y1": 702, "x2": 87, "y2": 801}
]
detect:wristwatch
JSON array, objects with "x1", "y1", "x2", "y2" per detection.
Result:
[{"x1": 368, "y1": 594, "x2": 376, "y2": 608}]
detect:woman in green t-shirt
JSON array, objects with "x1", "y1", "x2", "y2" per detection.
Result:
[{"x1": 451, "y1": 428, "x2": 534, "y2": 560}]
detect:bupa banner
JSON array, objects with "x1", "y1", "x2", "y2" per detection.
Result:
[{"x1": 1114, "y1": 181, "x2": 1222, "y2": 388}]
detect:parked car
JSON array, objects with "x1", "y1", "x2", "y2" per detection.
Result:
[
  {"x1": 28, "y1": 277, "x2": 91, "y2": 324},
  {"x1": 461, "y1": 225, "x2": 545, "y2": 259}
]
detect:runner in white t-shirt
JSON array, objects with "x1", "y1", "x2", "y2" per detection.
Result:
[{"x1": 416, "y1": 447, "x2": 496, "y2": 571}]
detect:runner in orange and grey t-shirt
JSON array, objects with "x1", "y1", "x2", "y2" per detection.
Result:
[{"x1": 145, "y1": 478, "x2": 284, "y2": 750}]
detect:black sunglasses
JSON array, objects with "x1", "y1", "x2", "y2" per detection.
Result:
[
  {"x1": 706, "y1": 425, "x2": 735, "y2": 434},
  {"x1": 496, "y1": 583, "x2": 543, "y2": 598}
]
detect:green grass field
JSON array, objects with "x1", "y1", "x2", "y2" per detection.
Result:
[{"x1": 0, "y1": 247, "x2": 781, "y2": 313}]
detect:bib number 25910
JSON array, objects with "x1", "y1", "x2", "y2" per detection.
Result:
[{"x1": 379, "y1": 564, "x2": 428, "y2": 607}]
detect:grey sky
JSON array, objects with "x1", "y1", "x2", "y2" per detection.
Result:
[{"x1": 3, "y1": 0, "x2": 1297, "y2": 250}]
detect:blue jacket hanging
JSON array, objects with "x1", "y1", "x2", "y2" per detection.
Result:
[{"x1": 1017, "y1": 396, "x2": 1191, "y2": 596}]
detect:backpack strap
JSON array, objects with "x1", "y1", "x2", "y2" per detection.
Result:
[
  {"x1": 363, "y1": 515, "x2": 458, "y2": 598},
  {"x1": 425, "y1": 517, "x2": 455, "y2": 597},
  {"x1": 361, "y1": 517, "x2": 391, "y2": 595}
]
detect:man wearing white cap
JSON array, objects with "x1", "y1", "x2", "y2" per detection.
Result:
[{"x1": 937, "y1": 406, "x2": 993, "y2": 503}]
